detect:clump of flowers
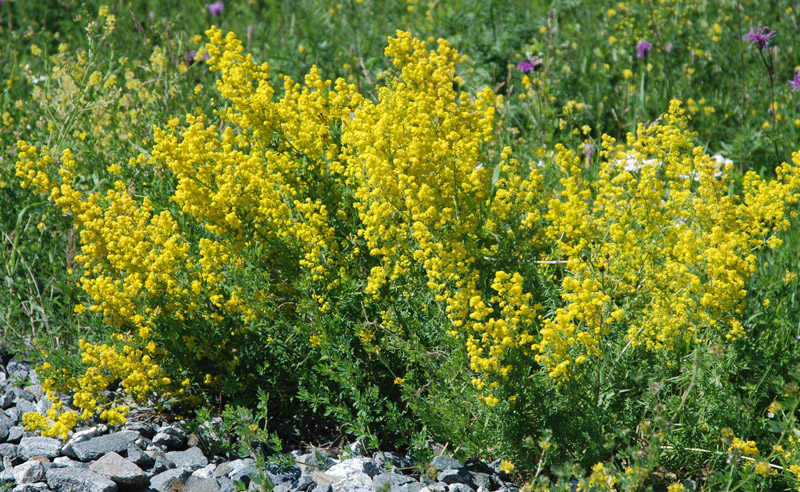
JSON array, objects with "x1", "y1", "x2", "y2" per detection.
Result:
[
  {"x1": 744, "y1": 25, "x2": 776, "y2": 51},
  {"x1": 516, "y1": 56, "x2": 543, "y2": 73},
  {"x1": 636, "y1": 40, "x2": 652, "y2": 58}
]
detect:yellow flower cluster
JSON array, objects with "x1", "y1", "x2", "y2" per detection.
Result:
[
  {"x1": 23, "y1": 338, "x2": 170, "y2": 436},
  {"x1": 535, "y1": 100, "x2": 800, "y2": 382}
]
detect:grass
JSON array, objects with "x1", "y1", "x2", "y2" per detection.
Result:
[{"x1": 3, "y1": 1, "x2": 800, "y2": 490}]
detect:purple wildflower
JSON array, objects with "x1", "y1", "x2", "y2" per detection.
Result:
[
  {"x1": 790, "y1": 69, "x2": 800, "y2": 92},
  {"x1": 744, "y1": 25, "x2": 776, "y2": 51},
  {"x1": 185, "y1": 50, "x2": 198, "y2": 66},
  {"x1": 208, "y1": 1, "x2": 224, "y2": 16},
  {"x1": 665, "y1": 42, "x2": 673, "y2": 54},
  {"x1": 636, "y1": 40, "x2": 652, "y2": 58},
  {"x1": 516, "y1": 56, "x2": 543, "y2": 74}
]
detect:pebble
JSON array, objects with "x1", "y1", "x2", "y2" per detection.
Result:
[{"x1": 0, "y1": 352, "x2": 518, "y2": 492}]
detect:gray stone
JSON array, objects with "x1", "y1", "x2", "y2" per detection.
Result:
[
  {"x1": 166, "y1": 446, "x2": 208, "y2": 470},
  {"x1": 0, "y1": 412, "x2": 12, "y2": 441},
  {"x1": 312, "y1": 485, "x2": 334, "y2": 492},
  {"x1": 373, "y1": 473, "x2": 417, "y2": 490},
  {"x1": 373, "y1": 452, "x2": 412, "y2": 473},
  {"x1": 149, "y1": 457, "x2": 177, "y2": 475},
  {"x1": 419, "y1": 483, "x2": 448, "y2": 492},
  {"x1": 333, "y1": 477, "x2": 376, "y2": 492},
  {"x1": 11, "y1": 387, "x2": 35, "y2": 403},
  {"x1": 12, "y1": 483, "x2": 50, "y2": 492},
  {"x1": 296, "y1": 452, "x2": 337, "y2": 474},
  {"x1": 185, "y1": 475, "x2": 222, "y2": 492},
  {"x1": 7, "y1": 361, "x2": 30, "y2": 381},
  {"x1": 431, "y1": 456, "x2": 463, "y2": 472},
  {"x1": 61, "y1": 427, "x2": 99, "y2": 458},
  {"x1": 469, "y1": 473, "x2": 500, "y2": 491},
  {"x1": 126, "y1": 445, "x2": 155, "y2": 469},
  {"x1": 71, "y1": 430, "x2": 139, "y2": 462},
  {"x1": 90, "y1": 452, "x2": 148, "y2": 488},
  {"x1": 46, "y1": 466, "x2": 118, "y2": 492},
  {"x1": 216, "y1": 458, "x2": 255, "y2": 480},
  {"x1": 152, "y1": 426, "x2": 186, "y2": 450},
  {"x1": 27, "y1": 370, "x2": 39, "y2": 386},
  {"x1": 218, "y1": 477, "x2": 238, "y2": 492},
  {"x1": 18, "y1": 437, "x2": 61, "y2": 460},
  {"x1": 0, "y1": 443, "x2": 17, "y2": 459},
  {"x1": 7, "y1": 401, "x2": 36, "y2": 424},
  {"x1": 192, "y1": 463, "x2": 217, "y2": 479},
  {"x1": 123, "y1": 421, "x2": 156, "y2": 439},
  {"x1": 398, "y1": 483, "x2": 425, "y2": 492},
  {"x1": 266, "y1": 463, "x2": 301, "y2": 484},
  {"x1": 348, "y1": 440, "x2": 368, "y2": 457},
  {"x1": 295, "y1": 475, "x2": 315, "y2": 491},
  {"x1": 52, "y1": 456, "x2": 89, "y2": 468},
  {"x1": 13, "y1": 460, "x2": 45, "y2": 484},
  {"x1": 229, "y1": 462, "x2": 258, "y2": 484},
  {"x1": 0, "y1": 391, "x2": 14, "y2": 410},
  {"x1": 7, "y1": 426, "x2": 24, "y2": 443},
  {"x1": 448, "y1": 484, "x2": 474, "y2": 492},
  {"x1": 438, "y1": 470, "x2": 474, "y2": 487},
  {"x1": 0, "y1": 463, "x2": 13, "y2": 482},
  {"x1": 23, "y1": 385, "x2": 43, "y2": 401},
  {"x1": 326, "y1": 458, "x2": 379, "y2": 479},
  {"x1": 149, "y1": 468, "x2": 192, "y2": 492}
]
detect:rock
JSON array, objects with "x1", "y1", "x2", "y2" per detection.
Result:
[
  {"x1": 348, "y1": 440, "x2": 368, "y2": 457},
  {"x1": 61, "y1": 427, "x2": 99, "y2": 458},
  {"x1": 419, "y1": 483, "x2": 448, "y2": 492},
  {"x1": 52, "y1": 456, "x2": 89, "y2": 468},
  {"x1": 90, "y1": 452, "x2": 148, "y2": 488},
  {"x1": 6, "y1": 401, "x2": 36, "y2": 424},
  {"x1": 448, "y1": 484, "x2": 474, "y2": 492},
  {"x1": 71, "y1": 430, "x2": 139, "y2": 462},
  {"x1": 312, "y1": 485, "x2": 334, "y2": 492},
  {"x1": 192, "y1": 463, "x2": 217, "y2": 479},
  {"x1": 333, "y1": 476, "x2": 376, "y2": 492},
  {"x1": 0, "y1": 443, "x2": 17, "y2": 460},
  {"x1": 218, "y1": 477, "x2": 238, "y2": 492},
  {"x1": 11, "y1": 387, "x2": 35, "y2": 403},
  {"x1": 373, "y1": 472, "x2": 417, "y2": 492},
  {"x1": 0, "y1": 463, "x2": 14, "y2": 482},
  {"x1": 23, "y1": 385, "x2": 42, "y2": 401},
  {"x1": 152, "y1": 426, "x2": 186, "y2": 450},
  {"x1": 13, "y1": 460, "x2": 45, "y2": 484},
  {"x1": 214, "y1": 458, "x2": 255, "y2": 480},
  {"x1": 296, "y1": 452, "x2": 337, "y2": 474},
  {"x1": 185, "y1": 475, "x2": 222, "y2": 492},
  {"x1": 469, "y1": 473, "x2": 500, "y2": 491},
  {"x1": 123, "y1": 421, "x2": 156, "y2": 439},
  {"x1": 0, "y1": 412, "x2": 13, "y2": 441},
  {"x1": 12, "y1": 482, "x2": 50, "y2": 492},
  {"x1": 398, "y1": 483, "x2": 424, "y2": 492},
  {"x1": 18, "y1": 437, "x2": 61, "y2": 460},
  {"x1": 0, "y1": 392, "x2": 14, "y2": 410},
  {"x1": 46, "y1": 466, "x2": 118, "y2": 492},
  {"x1": 373, "y1": 452, "x2": 412, "y2": 473},
  {"x1": 149, "y1": 457, "x2": 177, "y2": 475},
  {"x1": 6, "y1": 361, "x2": 30, "y2": 382},
  {"x1": 326, "y1": 458, "x2": 379, "y2": 479},
  {"x1": 7, "y1": 426, "x2": 24, "y2": 443},
  {"x1": 149, "y1": 468, "x2": 192, "y2": 492},
  {"x1": 126, "y1": 445, "x2": 155, "y2": 469},
  {"x1": 438, "y1": 470, "x2": 475, "y2": 488},
  {"x1": 165, "y1": 446, "x2": 208, "y2": 470},
  {"x1": 431, "y1": 456, "x2": 463, "y2": 472}
]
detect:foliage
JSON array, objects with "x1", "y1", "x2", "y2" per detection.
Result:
[{"x1": 5, "y1": 1, "x2": 800, "y2": 491}]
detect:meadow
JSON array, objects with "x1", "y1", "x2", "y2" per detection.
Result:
[{"x1": 4, "y1": 0, "x2": 800, "y2": 490}]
